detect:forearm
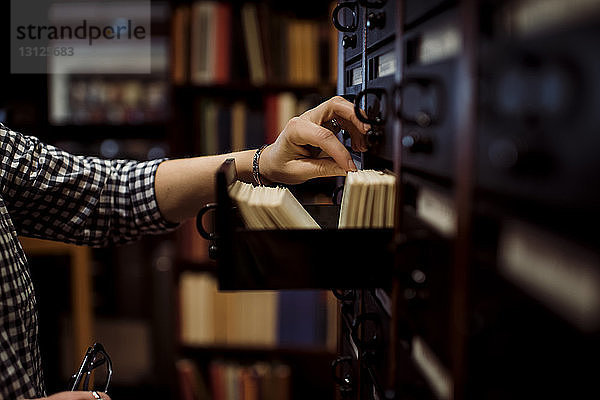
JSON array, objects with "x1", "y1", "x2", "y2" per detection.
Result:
[{"x1": 154, "y1": 150, "x2": 255, "y2": 223}]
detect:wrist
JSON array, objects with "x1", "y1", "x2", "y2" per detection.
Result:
[{"x1": 257, "y1": 144, "x2": 274, "y2": 185}]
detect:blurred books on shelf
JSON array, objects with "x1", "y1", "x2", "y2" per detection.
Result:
[
  {"x1": 172, "y1": 5, "x2": 191, "y2": 85},
  {"x1": 188, "y1": 2, "x2": 232, "y2": 85},
  {"x1": 171, "y1": 1, "x2": 337, "y2": 87},
  {"x1": 176, "y1": 359, "x2": 211, "y2": 400},
  {"x1": 194, "y1": 92, "x2": 322, "y2": 155},
  {"x1": 177, "y1": 358, "x2": 291, "y2": 400},
  {"x1": 51, "y1": 77, "x2": 169, "y2": 125},
  {"x1": 277, "y1": 291, "x2": 331, "y2": 349},
  {"x1": 241, "y1": 3, "x2": 267, "y2": 85},
  {"x1": 179, "y1": 272, "x2": 337, "y2": 350},
  {"x1": 47, "y1": 1, "x2": 170, "y2": 126},
  {"x1": 265, "y1": 92, "x2": 297, "y2": 145},
  {"x1": 179, "y1": 272, "x2": 277, "y2": 348}
]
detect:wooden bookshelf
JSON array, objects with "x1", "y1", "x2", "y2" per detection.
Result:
[
  {"x1": 19, "y1": 237, "x2": 93, "y2": 370},
  {"x1": 168, "y1": 2, "x2": 341, "y2": 399}
]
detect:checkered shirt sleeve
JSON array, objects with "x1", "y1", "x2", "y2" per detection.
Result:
[
  {"x1": 0, "y1": 127, "x2": 178, "y2": 246},
  {"x1": 0, "y1": 126, "x2": 179, "y2": 398}
]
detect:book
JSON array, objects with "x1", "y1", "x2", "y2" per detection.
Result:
[
  {"x1": 325, "y1": 291, "x2": 339, "y2": 351},
  {"x1": 338, "y1": 170, "x2": 397, "y2": 228},
  {"x1": 180, "y1": 271, "x2": 217, "y2": 345},
  {"x1": 225, "y1": 290, "x2": 278, "y2": 347},
  {"x1": 171, "y1": 5, "x2": 190, "y2": 84},
  {"x1": 277, "y1": 290, "x2": 328, "y2": 348},
  {"x1": 176, "y1": 359, "x2": 196, "y2": 400},
  {"x1": 177, "y1": 3, "x2": 337, "y2": 87},
  {"x1": 287, "y1": 20, "x2": 302, "y2": 85},
  {"x1": 229, "y1": 181, "x2": 320, "y2": 230},
  {"x1": 264, "y1": 92, "x2": 297, "y2": 145},
  {"x1": 214, "y1": 2, "x2": 232, "y2": 84},
  {"x1": 179, "y1": 271, "x2": 336, "y2": 350},
  {"x1": 202, "y1": 99, "x2": 218, "y2": 155},
  {"x1": 190, "y1": 2, "x2": 216, "y2": 84},
  {"x1": 255, "y1": 3, "x2": 274, "y2": 83},
  {"x1": 270, "y1": 363, "x2": 291, "y2": 400},
  {"x1": 240, "y1": 366, "x2": 260, "y2": 400},
  {"x1": 207, "y1": 360, "x2": 291, "y2": 400},
  {"x1": 224, "y1": 363, "x2": 240, "y2": 400},
  {"x1": 303, "y1": 21, "x2": 320, "y2": 85},
  {"x1": 176, "y1": 358, "x2": 211, "y2": 400},
  {"x1": 264, "y1": 94, "x2": 280, "y2": 144},
  {"x1": 179, "y1": 272, "x2": 278, "y2": 348},
  {"x1": 189, "y1": 2, "x2": 232, "y2": 85},
  {"x1": 231, "y1": 101, "x2": 247, "y2": 152},
  {"x1": 276, "y1": 93, "x2": 297, "y2": 138},
  {"x1": 241, "y1": 3, "x2": 267, "y2": 85},
  {"x1": 210, "y1": 361, "x2": 226, "y2": 400},
  {"x1": 198, "y1": 98, "x2": 270, "y2": 156}
]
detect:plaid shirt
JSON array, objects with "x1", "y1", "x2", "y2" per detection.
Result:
[{"x1": 0, "y1": 125, "x2": 177, "y2": 398}]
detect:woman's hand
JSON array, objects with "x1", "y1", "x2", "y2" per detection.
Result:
[
  {"x1": 259, "y1": 96, "x2": 370, "y2": 185},
  {"x1": 155, "y1": 96, "x2": 370, "y2": 222}
]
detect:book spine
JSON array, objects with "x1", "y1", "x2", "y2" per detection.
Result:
[
  {"x1": 241, "y1": 3, "x2": 267, "y2": 85},
  {"x1": 277, "y1": 290, "x2": 328, "y2": 348},
  {"x1": 264, "y1": 94, "x2": 279, "y2": 144},
  {"x1": 171, "y1": 5, "x2": 190, "y2": 84},
  {"x1": 190, "y1": 2, "x2": 216, "y2": 84},
  {"x1": 214, "y1": 3, "x2": 232, "y2": 84},
  {"x1": 231, "y1": 101, "x2": 247, "y2": 152}
]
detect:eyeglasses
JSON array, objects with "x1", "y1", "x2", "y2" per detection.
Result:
[{"x1": 68, "y1": 342, "x2": 113, "y2": 393}]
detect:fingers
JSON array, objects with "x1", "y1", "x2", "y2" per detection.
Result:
[
  {"x1": 40, "y1": 391, "x2": 111, "y2": 400},
  {"x1": 308, "y1": 96, "x2": 370, "y2": 152},
  {"x1": 329, "y1": 97, "x2": 369, "y2": 152},
  {"x1": 287, "y1": 117, "x2": 357, "y2": 173},
  {"x1": 292, "y1": 158, "x2": 349, "y2": 182}
]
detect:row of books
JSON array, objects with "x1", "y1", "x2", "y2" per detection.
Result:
[
  {"x1": 179, "y1": 271, "x2": 337, "y2": 349},
  {"x1": 171, "y1": 2, "x2": 338, "y2": 86},
  {"x1": 54, "y1": 78, "x2": 168, "y2": 125},
  {"x1": 193, "y1": 92, "x2": 322, "y2": 155},
  {"x1": 177, "y1": 358, "x2": 291, "y2": 400}
]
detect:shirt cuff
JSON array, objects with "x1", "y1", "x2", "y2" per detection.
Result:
[{"x1": 128, "y1": 158, "x2": 180, "y2": 233}]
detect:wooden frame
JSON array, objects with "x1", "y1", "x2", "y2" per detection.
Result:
[{"x1": 19, "y1": 237, "x2": 93, "y2": 370}]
